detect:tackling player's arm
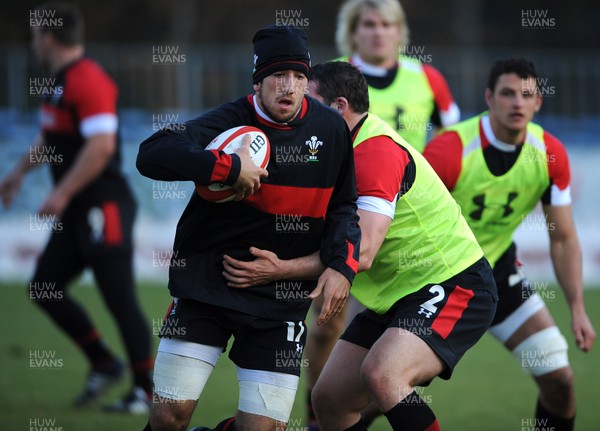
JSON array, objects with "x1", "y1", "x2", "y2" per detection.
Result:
[
  {"x1": 223, "y1": 207, "x2": 389, "y2": 289},
  {"x1": 224, "y1": 134, "x2": 402, "y2": 322},
  {"x1": 351, "y1": 135, "x2": 401, "y2": 271},
  {"x1": 223, "y1": 206, "x2": 391, "y2": 283},
  {"x1": 355, "y1": 209, "x2": 391, "y2": 271},
  {"x1": 0, "y1": 133, "x2": 45, "y2": 208},
  {"x1": 223, "y1": 206, "x2": 388, "y2": 311},
  {"x1": 223, "y1": 248, "x2": 324, "y2": 288}
]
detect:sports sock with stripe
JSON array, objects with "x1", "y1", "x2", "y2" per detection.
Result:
[{"x1": 383, "y1": 391, "x2": 440, "y2": 431}]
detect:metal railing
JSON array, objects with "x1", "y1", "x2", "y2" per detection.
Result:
[{"x1": 3, "y1": 43, "x2": 600, "y2": 117}]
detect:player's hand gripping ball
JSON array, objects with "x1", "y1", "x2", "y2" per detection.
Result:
[{"x1": 196, "y1": 126, "x2": 270, "y2": 203}]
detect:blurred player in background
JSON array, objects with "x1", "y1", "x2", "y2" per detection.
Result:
[
  {"x1": 423, "y1": 58, "x2": 596, "y2": 431},
  {"x1": 0, "y1": 2, "x2": 153, "y2": 414},
  {"x1": 303, "y1": 0, "x2": 462, "y2": 427},
  {"x1": 136, "y1": 26, "x2": 360, "y2": 431},
  {"x1": 222, "y1": 61, "x2": 498, "y2": 431}
]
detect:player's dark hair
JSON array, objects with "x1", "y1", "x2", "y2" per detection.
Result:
[
  {"x1": 33, "y1": 2, "x2": 84, "y2": 46},
  {"x1": 487, "y1": 58, "x2": 538, "y2": 92},
  {"x1": 310, "y1": 61, "x2": 370, "y2": 114}
]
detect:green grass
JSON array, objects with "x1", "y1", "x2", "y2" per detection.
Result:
[{"x1": 1, "y1": 281, "x2": 599, "y2": 431}]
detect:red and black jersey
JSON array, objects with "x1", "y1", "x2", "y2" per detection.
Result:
[
  {"x1": 40, "y1": 57, "x2": 130, "y2": 206},
  {"x1": 137, "y1": 95, "x2": 361, "y2": 320}
]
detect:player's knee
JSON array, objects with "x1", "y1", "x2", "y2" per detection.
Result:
[
  {"x1": 554, "y1": 366, "x2": 574, "y2": 390},
  {"x1": 311, "y1": 388, "x2": 330, "y2": 420},
  {"x1": 236, "y1": 410, "x2": 281, "y2": 431},
  {"x1": 149, "y1": 414, "x2": 187, "y2": 431},
  {"x1": 360, "y1": 359, "x2": 391, "y2": 402},
  {"x1": 149, "y1": 404, "x2": 190, "y2": 431},
  {"x1": 312, "y1": 379, "x2": 335, "y2": 418}
]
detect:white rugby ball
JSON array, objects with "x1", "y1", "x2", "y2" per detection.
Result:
[{"x1": 196, "y1": 126, "x2": 270, "y2": 203}]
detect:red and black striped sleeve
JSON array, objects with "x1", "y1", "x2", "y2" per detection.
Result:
[{"x1": 136, "y1": 101, "x2": 247, "y2": 185}]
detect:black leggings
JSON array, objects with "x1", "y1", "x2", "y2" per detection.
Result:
[{"x1": 30, "y1": 227, "x2": 151, "y2": 368}]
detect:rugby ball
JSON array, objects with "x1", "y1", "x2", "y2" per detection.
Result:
[{"x1": 196, "y1": 126, "x2": 270, "y2": 203}]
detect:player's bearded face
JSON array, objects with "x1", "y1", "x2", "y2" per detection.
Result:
[
  {"x1": 352, "y1": 9, "x2": 402, "y2": 65},
  {"x1": 255, "y1": 70, "x2": 307, "y2": 123},
  {"x1": 487, "y1": 73, "x2": 542, "y2": 134}
]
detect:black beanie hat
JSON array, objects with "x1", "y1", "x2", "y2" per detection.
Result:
[{"x1": 252, "y1": 25, "x2": 311, "y2": 84}]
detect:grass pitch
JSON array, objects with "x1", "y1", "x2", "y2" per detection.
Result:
[{"x1": 1, "y1": 280, "x2": 598, "y2": 431}]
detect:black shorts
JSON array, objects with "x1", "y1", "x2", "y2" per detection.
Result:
[
  {"x1": 45, "y1": 196, "x2": 136, "y2": 259},
  {"x1": 32, "y1": 196, "x2": 136, "y2": 285},
  {"x1": 160, "y1": 298, "x2": 308, "y2": 376},
  {"x1": 341, "y1": 257, "x2": 498, "y2": 380},
  {"x1": 490, "y1": 243, "x2": 535, "y2": 326}
]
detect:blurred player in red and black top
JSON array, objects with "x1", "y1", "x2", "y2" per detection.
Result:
[{"x1": 0, "y1": 2, "x2": 153, "y2": 413}]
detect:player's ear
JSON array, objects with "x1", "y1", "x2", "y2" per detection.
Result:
[
  {"x1": 484, "y1": 88, "x2": 493, "y2": 108},
  {"x1": 253, "y1": 81, "x2": 261, "y2": 92},
  {"x1": 534, "y1": 93, "x2": 543, "y2": 112},
  {"x1": 43, "y1": 30, "x2": 60, "y2": 49},
  {"x1": 334, "y1": 97, "x2": 349, "y2": 115}
]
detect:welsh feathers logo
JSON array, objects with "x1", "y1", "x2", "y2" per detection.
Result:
[{"x1": 305, "y1": 136, "x2": 322, "y2": 162}]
